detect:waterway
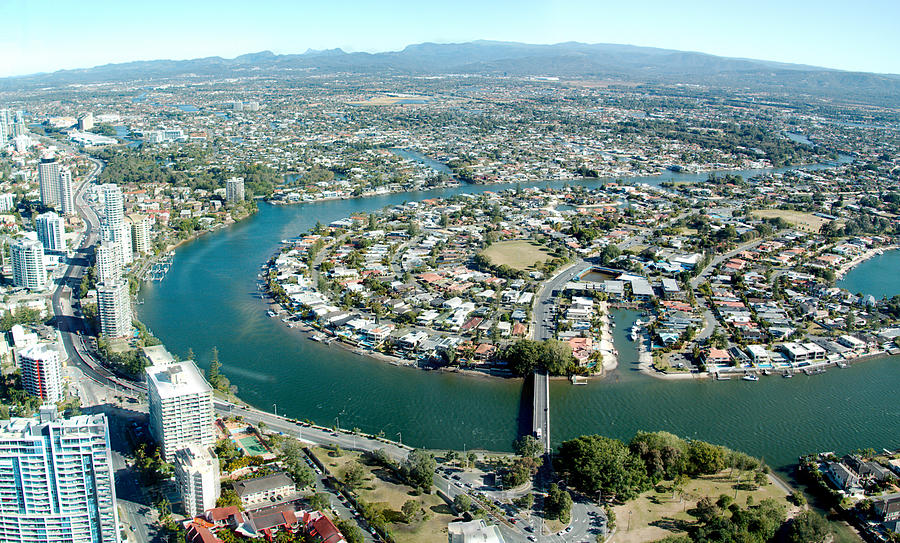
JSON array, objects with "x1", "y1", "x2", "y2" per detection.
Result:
[
  {"x1": 138, "y1": 159, "x2": 896, "y2": 473},
  {"x1": 838, "y1": 249, "x2": 900, "y2": 299}
]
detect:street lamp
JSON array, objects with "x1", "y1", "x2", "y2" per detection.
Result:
[
  {"x1": 397, "y1": 431, "x2": 402, "y2": 446},
  {"x1": 273, "y1": 403, "x2": 277, "y2": 417}
]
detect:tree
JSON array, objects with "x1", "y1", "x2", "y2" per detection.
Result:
[
  {"x1": 335, "y1": 519, "x2": 364, "y2": 543},
  {"x1": 556, "y1": 435, "x2": 648, "y2": 500},
  {"x1": 308, "y1": 492, "x2": 331, "y2": 512},
  {"x1": 629, "y1": 431, "x2": 689, "y2": 482},
  {"x1": 514, "y1": 435, "x2": 544, "y2": 458},
  {"x1": 686, "y1": 440, "x2": 727, "y2": 476},
  {"x1": 545, "y1": 483, "x2": 573, "y2": 523},
  {"x1": 402, "y1": 449, "x2": 436, "y2": 490},
  {"x1": 278, "y1": 439, "x2": 315, "y2": 489},
  {"x1": 453, "y1": 493, "x2": 473, "y2": 513},
  {"x1": 216, "y1": 489, "x2": 243, "y2": 509},
  {"x1": 786, "y1": 510, "x2": 829, "y2": 543},
  {"x1": 401, "y1": 499, "x2": 421, "y2": 522},
  {"x1": 344, "y1": 462, "x2": 366, "y2": 489}
]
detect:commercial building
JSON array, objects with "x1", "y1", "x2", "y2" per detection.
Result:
[
  {"x1": 97, "y1": 280, "x2": 131, "y2": 338},
  {"x1": 127, "y1": 214, "x2": 152, "y2": 255},
  {"x1": 11, "y1": 237, "x2": 46, "y2": 290},
  {"x1": 95, "y1": 240, "x2": 123, "y2": 283},
  {"x1": 174, "y1": 444, "x2": 220, "y2": 516},
  {"x1": 35, "y1": 211, "x2": 66, "y2": 252},
  {"x1": 0, "y1": 408, "x2": 120, "y2": 543},
  {"x1": 147, "y1": 361, "x2": 214, "y2": 460},
  {"x1": 19, "y1": 344, "x2": 63, "y2": 403},
  {"x1": 38, "y1": 156, "x2": 60, "y2": 207},
  {"x1": 225, "y1": 177, "x2": 245, "y2": 203},
  {"x1": 77, "y1": 112, "x2": 93, "y2": 131}
]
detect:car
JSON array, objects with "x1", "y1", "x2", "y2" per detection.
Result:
[
  {"x1": 527, "y1": 537, "x2": 536, "y2": 542},
  {"x1": 508, "y1": 517, "x2": 516, "y2": 524},
  {"x1": 565, "y1": 526, "x2": 572, "y2": 533}
]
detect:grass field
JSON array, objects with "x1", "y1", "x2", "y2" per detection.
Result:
[
  {"x1": 751, "y1": 209, "x2": 830, "y2": 233},
  {"x1": 481, "y1": 240, "x2": 553, "y2": 270},
  {"x1": 311, "y1": 447, "x2": 455, "y2": 543},
  {"x1": 610, "y1": 472, "x2": 796, "y2": 543}
]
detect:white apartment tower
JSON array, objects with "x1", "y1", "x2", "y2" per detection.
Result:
[
  {"x1": 35, "y1": 211, "x2": 66, "y2": 252},
  {"x1": 0, "y1": 408, "x2": 120, "y2": 543},
  {"x1": 225, "y1": 176, "x2": 245, "y2": 203},
  {"x1": 147, "y1": 361, "x2": 214, "y2": 460},
  {"x1": 58, "y1": 168, "x2": 75, "y2": 216},
  {"x1": 38, "y1": 156, "x2": 60, "y2": 207},
  {"x1": 174, "y1": 444, "x2": 220, "y2": 516},
  {"x1": 95, "y1": 240, "x2": 123, "y2": 283},
  {"x1": 11, "y1": 237, "x2": 46, "y2": 290},
  {"x1": 127, "y1": 214, "x2": 152, "y2": 255},
  {"x1": 97, "y1": 280, "x2": 131, "y2": 338},
  {"x1": 99, "y1": 184, "x2": 132, "y2": 265},
  {"x1": 0, "y1": 193, "x2": 14, "y2": 212},
  {"x1": 19, "y1": 344, "x2": 62, "y2": 403}
]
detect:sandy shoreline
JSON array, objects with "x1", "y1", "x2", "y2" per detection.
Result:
[{"x1": 834, "y1": 245, "x2": 898, "y2": 280}]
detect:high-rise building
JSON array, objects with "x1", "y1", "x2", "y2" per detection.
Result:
[
  {"x1": 99, "y1": 184, "x2": 132, "y2": 265},
  {"x1": 0, "y1": 109, "x2": 9, "y2": 141},
  {"x1": 225, "y1": 177, "x2": 245, "y2": 203},
  {"x1": 97, "y1": 280, "x2": 131, "y2": 338},
  {"x1": 35, "y1": 211, "x2": 66, "y2": 252},
  {"x1": 95, "y1": 240, "x2": 122, "y2": 283},
  {"x1": 77, "y1": 112, "x2": 93, "y2": 131},
  {"x1": 0, "y1": 408, "x2": 120, "y2": 543},
  {"x1": 127, "y1": 214, "x2": 152, "y2": 255},
  {"x1": 19, "y1": 344, "x2": 62, "y2": 403},
  {"x1": 147, "y1": 361, "x2": 214, "y2": 460},
  {"x1": 100, "y1": 184, "x2": 124, "y2": 227},
  {"x1": 39, "y1": 156, "x2": 60, "y2": 207},
  {"x1": 11, "y1": 238, "x2": 46, "y2": 290},
  {"x1": 58, "y1": 168, "x2": 75, "y2": 216},
  {"x1": 0, "y1": 192, "x2": 15, "y2": 212},
  {"x1": 174, "y1": 444, "x2": 220, "y2": 516}
]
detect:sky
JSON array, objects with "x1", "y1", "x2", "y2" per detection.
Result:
[{"x1": 1, "y1": 0, "x2": 899, "y2": 78}]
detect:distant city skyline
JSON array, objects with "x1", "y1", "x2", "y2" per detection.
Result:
[{"x1": 1, "y1": 0, "x2": 899, "y2": 78}]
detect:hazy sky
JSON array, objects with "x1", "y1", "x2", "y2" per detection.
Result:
[{"x1": 2, "y1": 0, "x2": 898, "y2": 78}]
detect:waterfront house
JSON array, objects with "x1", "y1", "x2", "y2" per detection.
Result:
[{"x1": 232, "y1": 471, "x2": 295, "y2": 507}]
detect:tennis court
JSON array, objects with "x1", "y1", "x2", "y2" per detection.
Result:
[{"x1": 238, "y1": 436, "x2": 268, "y2": 456}]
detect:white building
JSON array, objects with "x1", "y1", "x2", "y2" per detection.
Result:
[
  {"x1": 97, "y1": 280, "x2": 131, "y2": 338},
  {"x1": 58, "y1": 168, "x2": 74, "y2": 216},
  {"x1": 35, "y1": 211, "x2": 66, "y2": 252},
  {"x1": 448, "y1": 519, "x2": 506, "y2": 543},
  {"x1": 11, "y1": 237, "x2": 46, "y2": 290},
  {"x1": 232, "y1": 472, "x2": 295, "y2": 507},
  {"x1": 96, "y1": 240, "x2": 123, "y2": 283},
  {"x1": 38, "y1": 156, "x2": 60, "y2": 207},
  {"x1": 147, "y1": 361, "x2": 214, "y2": 460},
  {"x1": 174, "y1": 444, "x2": 220, "y2": 516},
  {"x1": 127, "y1": 214, "x2": 152, "y2": 255},
  {"x1": 0, "y1": 408, "x2": 120, "y2": 543},
  {"x1": 0, "y1": 193, "x2": 15, "y2": 212},
  {"x1": 100, "y1": 184, "x2": 133, "y2": 265},
  {"x1": 19, "y1": 344, "x2": 63, "y2": 403},
  {"x1": 77, "y1": 112, "x2": 93, "y2": 131},
  {"x1": 225, "y1": 177, "x2": 245, "y2": 203}
]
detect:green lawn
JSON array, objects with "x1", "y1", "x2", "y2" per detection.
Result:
[{"x1": 481, "y1": 240, "x2": 553, "y2": 270}]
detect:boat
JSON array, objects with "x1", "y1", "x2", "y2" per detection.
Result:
[
  {"x1": 837, "y1": 362, "x2": 849, "y2": 369},
  {"x1": 782, "y1": 372, "x2": 793, "y2": 378},
  {"x1": 715, "y1": 373, "x2": 731, "y2": 381},
  {"x1": 310, "y1": 333, "x2": 325, "y2": 342},
  {"x1": 266, "y1": 310, "x2": 276, "y2": 317},
  {"x1": 742, "y1": 374, "x2": 759, "y2": 382}
]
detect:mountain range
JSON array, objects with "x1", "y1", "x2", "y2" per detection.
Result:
[{"x1": 4, "y1": 40, "x2": 898, "y2": 106}]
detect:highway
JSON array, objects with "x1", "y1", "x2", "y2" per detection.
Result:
[{"x1": 50, "y1": 156, "x2": 145, "y2": 397}]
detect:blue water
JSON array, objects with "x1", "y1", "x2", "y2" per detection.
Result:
[{"x1": 838, "y1": 249, "x2": 900, "y2": 299}]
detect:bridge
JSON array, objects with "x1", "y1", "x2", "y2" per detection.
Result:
[{"x1": 532, "y1": 370, "x2": 550, "y2": 456}]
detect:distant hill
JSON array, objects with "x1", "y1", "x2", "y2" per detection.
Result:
[{"x1": 3, "y1": 40, "x2": 899, "y2": 107}]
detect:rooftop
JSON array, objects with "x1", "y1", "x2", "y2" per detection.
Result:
[{"x1": 146, "y1": 360, "x2": 211, "y2": 400}]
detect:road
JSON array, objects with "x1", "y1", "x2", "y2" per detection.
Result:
[
  {"x1": 532, "y1": 259, "x2": 588, "y2": 341},
  {"x1": 49, "y1": 156, "x2": 146, "y2": 396},
  {"x1": 532, "y1": 371, "x2": 550, "y2": 457}
]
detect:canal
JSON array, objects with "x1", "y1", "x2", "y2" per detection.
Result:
[{"x1": 138, "y1": 166, "x2": 898, "y2": 473}]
